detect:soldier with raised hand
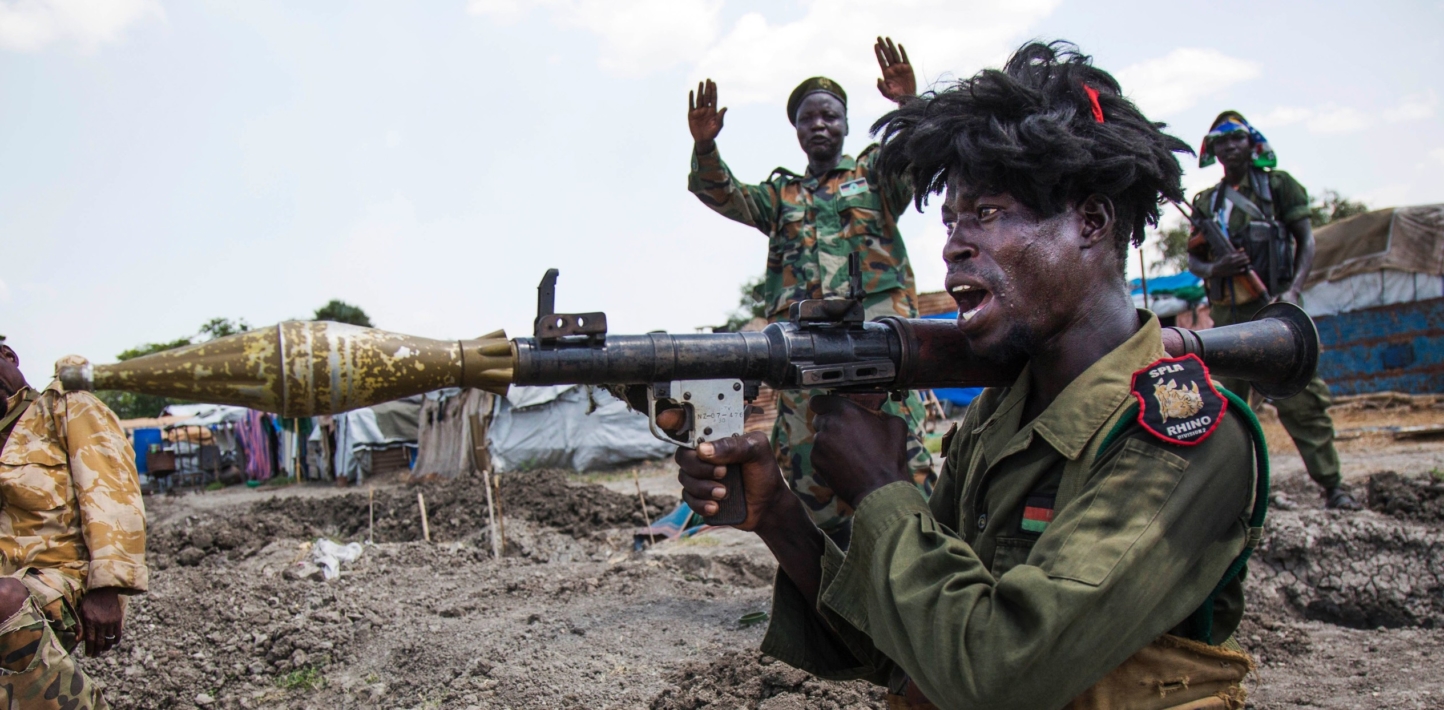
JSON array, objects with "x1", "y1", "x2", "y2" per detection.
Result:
[
  {"x1": 673, "y1": 41, "x2": 1266, "y2": 708},
  {"x1": 0, "y1": 336, "x2": 148, "y2": 708},
  {"x1": 1187, "y1": 111, "x2": 1356, "y2": 510},
  {"x1": 686, "y1": 37, "x2": 934, "y2": 546}
]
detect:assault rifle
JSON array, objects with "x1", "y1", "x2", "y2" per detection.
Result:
[
  {"x1": 58, "y1": 264, "x2": 1318, "y2": 525},
  {"x1": 1172, "y1": 200, "x2": 1270, "y2": 302}
]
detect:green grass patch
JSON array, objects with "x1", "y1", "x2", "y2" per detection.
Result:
[
  {"x1": 204, "y1": 481, "x2": 225, "y2": 492},
  {"x1": 1431, "y1": 468, "x2": 1443, "y2": 483},
  {"x1": 266, "y1": 475, "x2": 298, "y2": 487},
  {"x1": 277, "y1": 666, "x2": 325, "y2": 691},
  {"x1": 924, "y1": 432, "x2": 946, "y2": 455}
]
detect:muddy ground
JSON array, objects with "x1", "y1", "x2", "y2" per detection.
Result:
[{"x1": 82, "y1": 400, "x2": 1444, "y2": 709}]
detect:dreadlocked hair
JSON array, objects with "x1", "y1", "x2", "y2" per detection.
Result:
[{"x1": 873, "y1": 40, "x2": 1192, "y2": 256}]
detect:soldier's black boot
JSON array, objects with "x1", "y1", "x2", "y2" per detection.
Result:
[{"x1": 1324, "y1": 486, "x2": 1360, "y2": 511}]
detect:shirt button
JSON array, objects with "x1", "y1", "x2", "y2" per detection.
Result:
[{"x1": 977, "y1": 513, "x2": 987, "y2": 531}]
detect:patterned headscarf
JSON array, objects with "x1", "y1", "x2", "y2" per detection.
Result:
[{"x1": 1199, "y1": 110, "x2": 1277, "y2": 169}]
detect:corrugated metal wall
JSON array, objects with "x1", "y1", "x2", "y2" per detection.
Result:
[{"x1": 1316, "y1": 296, "x2": 1444, "y2": 395}]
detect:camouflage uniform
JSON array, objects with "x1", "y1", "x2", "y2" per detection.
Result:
[
  {"x1": 0, "y1": 380, "x2": 150, "y2": 709},
  {"x1": 689, "y1": 144, "x2": 935, "y2": 531}
]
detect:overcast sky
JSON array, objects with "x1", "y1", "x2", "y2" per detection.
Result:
[{"x1": 3, "y1": 0, "x2": 1441, "y2": 384}]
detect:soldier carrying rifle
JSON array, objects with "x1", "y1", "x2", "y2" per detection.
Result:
[{"x1": 1187, "y1": 111, "x2": 1357, "y2": 510}]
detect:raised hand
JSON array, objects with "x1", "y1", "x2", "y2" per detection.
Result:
[
  {"x1": 875, "y1": 36, "x2": 917, "y2": 103},
  {"x1": 688, "y1": 79, "x2": 727, "y2": 151}
]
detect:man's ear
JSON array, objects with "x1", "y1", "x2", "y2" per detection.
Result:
[
  {"x1": 1078, "y1": 194, "x2": 1115, "y2": 249},
  {"x1": 842, "y1": 116, "x2": 850, "y2": 137},
  {"x1": 0, "y1": 346, "x2": 17, "y2": 368}
]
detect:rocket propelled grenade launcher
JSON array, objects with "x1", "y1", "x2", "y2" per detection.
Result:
[{"x1": 58, "y1": 265, "x2": 1319, "y2": 526}]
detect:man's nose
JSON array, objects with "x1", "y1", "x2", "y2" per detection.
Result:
[{"x1": 943, "y1": 234, "x2": 977, "y2": 263}]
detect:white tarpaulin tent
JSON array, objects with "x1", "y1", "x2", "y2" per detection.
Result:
[
  {"x1": 1301, "y1": 204, "x2": 1444, "y2": 317},
  {"x1": 486, "y1": 385, "x2": 674, "y2": 472}
]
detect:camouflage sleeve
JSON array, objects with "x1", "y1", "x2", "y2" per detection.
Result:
[
  {"x1": 60, "y1": 392, "x2": 147, "y2": 594},
  {"x1": 687, "y1": 144, "x2": 779, "y2": 234},
  {"x1": 858, "y1": 145, "x2": 912, "y2": 216},
  {"x1": 1268, "y1": 170, "x2": 1312, "y2": 225}
]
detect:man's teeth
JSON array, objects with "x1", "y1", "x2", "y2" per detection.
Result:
[
  {"x1": 961, "y1": 306, "x2": 981, "y2": 321},
  {"x1": 950, "y1": 284, "x2": 974, "y2": 293}
]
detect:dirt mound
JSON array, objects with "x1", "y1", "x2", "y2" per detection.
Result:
[
  {"x1": 149, "y1": 471, "x2": 675, "y2": 568},
  {"x1": 1251, "y1": 509, "x2": 1444, "y2": 629},
  {"x1": 1367, "y1": 470, "x2": 1444, "y2": 524},
  {"x1": 650, "y1": 651, "x2": 885, "y2": 710}
]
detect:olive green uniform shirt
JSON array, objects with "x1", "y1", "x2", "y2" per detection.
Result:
[{"x1": 761, "y1": 313, "x2": 1256, "y2": 709}]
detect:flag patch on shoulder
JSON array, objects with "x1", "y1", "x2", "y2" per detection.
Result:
[
  {"x1": 838, "y1": 178, "x2": 869, "y2": 198},
  {"x1": 1130, "y1": 353, "x2": 1228, "y2": 446},
  {"x1": 1021, "y1": 494, "x2": 1055, "y2": 533}
]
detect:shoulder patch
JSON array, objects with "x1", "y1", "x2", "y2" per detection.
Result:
[
  {"x1": 1129, "y1": 353, "x2": 1228, "y2": 446},
  {"x1": 837, "y1": 177, "x2": 869, "y2": 197}
]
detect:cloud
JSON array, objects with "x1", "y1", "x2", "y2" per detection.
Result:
[
  {"x1": 0, "y1": 0, "x2": 162, "y2": 52},
  {"x1": 690, "y1": 0, "x2": 1058, "y2": 113},
  {"x1": 1255, "y1": 106, "x2": 1312, "y2": 127},
  {"x1": 1431, "y1": 148, "x2": 1444, "y2": 167},
  {"x1": 1384, "y1": 90, "x2": 1437, "y2": 123},
  {"x1": 470, "y1": 0, "x2": 1058, "y2": 112},
  {"x1": 468, "y1": 0, "x2": 723, "y2": 76},
  {"x1": 1113, "y1": 48, "x2": 1260, "y2": 117},
  {"x1": 0, "y1": 276, "x2": 9, "y2": 304},
  {"x1": 1303, "y1": 104, "x2": 1371, "y2": 134}
]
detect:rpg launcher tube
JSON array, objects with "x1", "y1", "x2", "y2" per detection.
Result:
[
  {"x1": 56, "y1": 304, "x2": 1318, "y2": 417},
  {"x1": 57, "y1": 321, "x2": 514, "y2": 418}
]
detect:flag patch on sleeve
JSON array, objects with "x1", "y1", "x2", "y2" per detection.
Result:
[
  {"x1": 1021, "y1": 494, "x2": 1055, "y2": 533},
  {"x1": 1130, "y1": 353, "x2": 1228, "y2": 446}
]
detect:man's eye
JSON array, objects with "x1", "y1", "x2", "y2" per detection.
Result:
[{"x1": 977, "y1": 207, "x2": 1000, "y2": 219}]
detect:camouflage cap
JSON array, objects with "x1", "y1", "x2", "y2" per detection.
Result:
[{"x1": 787, "y1": 76, "x2": 846, "y2": 125}]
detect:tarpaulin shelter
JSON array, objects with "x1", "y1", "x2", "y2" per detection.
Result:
[
  {"x1": 312, "y1": 395, "x2": 421, "y2": 483},
  {"x1": 411, "y1": 388, "x2": 496, "y2": 479},
  {"x1": 1299, "y1": 204, "x2": 1444, "y2": 394},
  {"x1": 487, "y1": 385, "x2": 675, "y2": 472}
]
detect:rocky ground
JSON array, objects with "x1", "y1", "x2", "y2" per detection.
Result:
[{"x1": 79, "y1": 400, "x2": 1444, "y2": 709}]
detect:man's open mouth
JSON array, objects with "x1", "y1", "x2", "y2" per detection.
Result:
[{"x1": 950, "y1": 283, "x2": 992, "y2": 322}]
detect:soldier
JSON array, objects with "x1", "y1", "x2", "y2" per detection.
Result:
[
  {"x1": 687, "y1": 37, "x2": 934, "y2": 545},
  {"x1": 672, "y1": 42, "x2": 1264, "y2": 708},
  {"x1": 0, "y1": 336, "x2": 149, "y2": 708},
  {"x1": 1187, "y1": 111, "x2": 1357, "y2": 510}
]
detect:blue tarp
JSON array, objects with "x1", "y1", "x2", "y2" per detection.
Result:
[
  {"x1": 1128, "y1": 272, "x2": 1201, "y2": 296},
  {"x1": 132, "y1": 428, "x2": 163, "y2": 474},
  {"x1": 922, "y1": 313, "x2": 984, "y2": 407}
]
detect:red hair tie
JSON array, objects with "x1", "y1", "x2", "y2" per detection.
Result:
[{"x1": 1082, "y1": 84, "x2": 1104, "y2": 123}]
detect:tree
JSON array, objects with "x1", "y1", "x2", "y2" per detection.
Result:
[
  {"x1": 716, "y1": 275, "x2": 767, "y2": 332},
  {"x1": 1150, "y1": 223, "x2": 1192, "y2": 275},
  {"x1": 97, "y1": 317, "x2": 250, "y2": 419},
  {"x1": 313, "y1": 299, "x2": 373, "y2": 327},
  {"x1": 1310, "y1": 190, "x2": 1369, "y2": 227}
]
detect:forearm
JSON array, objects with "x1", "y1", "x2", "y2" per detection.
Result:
[
  {"x1": 755, "y1": 492, "x2": 827, "y2": 604},
  {"x1": 1288, "y1": 218, "x2": 1316, "y2": 290},
  {"x1": 1188, "y1": 253, "x2": 1213, "y2": 279},
  {"x1": 688, "y1": 144, "x2": 774, "y2": 232}
]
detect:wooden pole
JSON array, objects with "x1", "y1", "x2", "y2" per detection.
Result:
[
  {"x1": 482, "y1": 469, "x2": 500, "y2": 558},
  {"x1": 632, "y1": 468, "x2": 655, "y2": 544},
  {"x1": 1138, "y1": 247, "x2": 1151, "y2": 311},
  {"x1": 418, "y1": 491, "x2": 431, "y2": 543},
  {"x1": 492, "y1": 472, "x2": 506, "y2": 554},
  {"x1": 368, "y1": 486, "x2": 375, "y2": 545}
]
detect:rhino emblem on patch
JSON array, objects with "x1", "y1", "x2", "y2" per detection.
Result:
[{"x1": 1154, "y1": 379, "x2": 1204, "y2": 422}]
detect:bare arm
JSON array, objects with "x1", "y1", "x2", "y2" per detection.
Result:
[{"x1": 1279, "y1": 218, "x2": 1316, "y2": 304}]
